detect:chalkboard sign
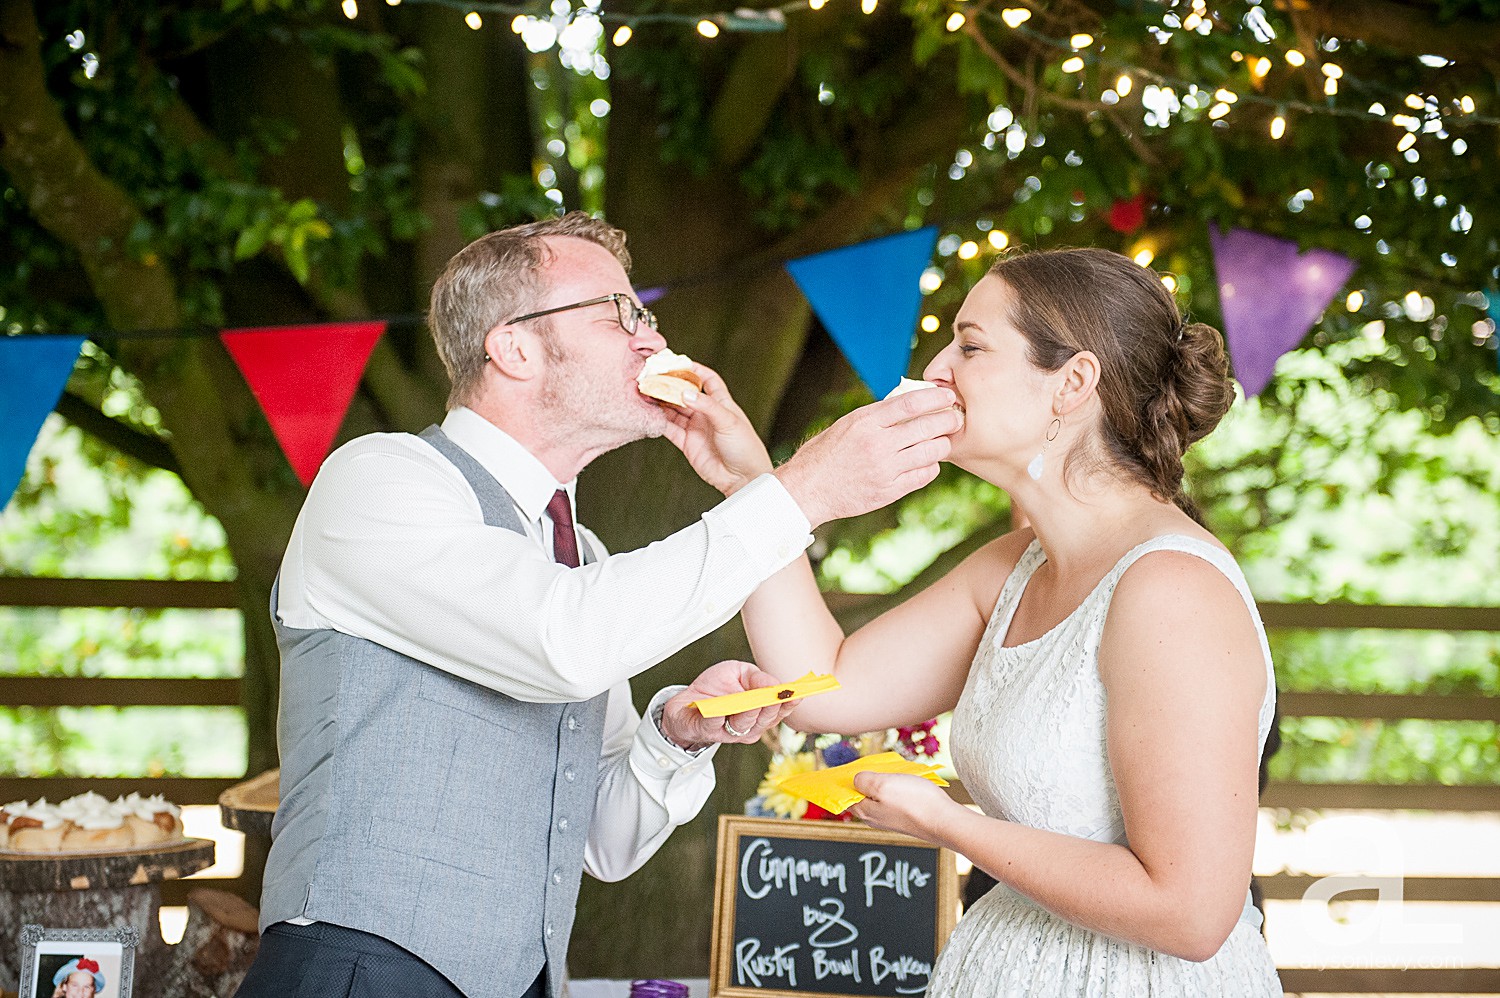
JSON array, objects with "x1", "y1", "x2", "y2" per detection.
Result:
[{"x1": 710, "y1": 816, "x2": 959, "y2": 998}]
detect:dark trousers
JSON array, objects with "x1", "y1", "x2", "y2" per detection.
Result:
[{"x1": 235, "y1": 921, "x2": 547, "y2": 998}]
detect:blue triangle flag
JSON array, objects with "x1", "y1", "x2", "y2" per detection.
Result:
[
  {"x1": 1, "y1": 335, "x2": 86, "y2": 511},
  {"x1": 786, "y1": 226, "x2": 939, "y2": 397}
]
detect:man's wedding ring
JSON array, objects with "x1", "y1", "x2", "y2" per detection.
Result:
[{"x1": 723, "y1": 717, "x2": 747, "y2": 738}]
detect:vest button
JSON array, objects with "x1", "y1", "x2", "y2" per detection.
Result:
[
  {"x1": 552, "y1": 868, "x2": 564, "y2": 885},
  {"x1": 567, "y1": 715, "x2": 578, "y2": 731},
  {"x1": 545, "y1": 921, "x2": 554, "y2": 939},
  {"x1": 564, "y1": 766, "x2": 577, "y2": 782},
  {"x1": 557, "y1": 816, "x2": 570, "y2": 832}
]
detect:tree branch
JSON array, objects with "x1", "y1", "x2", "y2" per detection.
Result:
[
  {"x1": 1294, "y1": 0, "x2": 1500, "y2": 70},
  {"x1": 55, "y1": 392, "x2": 182, "y2": 477},
  {"x1": 710, "y1": 33, "x2": 801, "y2": 169}
]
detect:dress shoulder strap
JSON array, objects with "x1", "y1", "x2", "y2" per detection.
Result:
[{"x1": 986, "y1": 537, "x2": 1047, "y2": 627}]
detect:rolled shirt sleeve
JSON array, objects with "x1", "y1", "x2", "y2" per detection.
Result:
[
  {"x1": 584, "y1": 684, "x2": 718, "y2": 882},
  {"x1": 278, "y1": 432, "x2": 812, "y2": 703}
]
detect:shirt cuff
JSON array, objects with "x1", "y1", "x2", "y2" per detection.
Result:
[
  {"x1": 703, "y1": 473, "x2": 814, "y2": 576},
  {"x1": 640, "y1": 685, "x2": 720, "y2": 767}
]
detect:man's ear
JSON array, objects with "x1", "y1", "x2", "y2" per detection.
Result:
[
  {"x1": 1055, "y1": 350, "x2": 1101, "y2": 416},
  {"x1": 483, "y1": 323, "x2": 542, "y2": 381}
]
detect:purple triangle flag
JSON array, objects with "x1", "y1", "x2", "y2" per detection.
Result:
[
  {"x1": 1, "y1": 335, "x2": 86, "y2": 511},
  {"x1": 786, "y1": 227, "x2": 939, "y2": 397},
  {"x1": 1209, "y1": 226, "x2": 1356, "y2": 396}
]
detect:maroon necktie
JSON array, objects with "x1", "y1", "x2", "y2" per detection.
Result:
[{"x1": 546, "y1": 489, "x2": 580, "y2": 568}]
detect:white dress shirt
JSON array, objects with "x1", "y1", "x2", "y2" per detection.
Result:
[{"x1": 276, "y1": 407, "x2": 813, "y2": 880}]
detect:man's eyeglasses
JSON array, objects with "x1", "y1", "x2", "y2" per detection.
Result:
[{"x1": 507, "y1": 293, "x2": 658, "y2": 336}]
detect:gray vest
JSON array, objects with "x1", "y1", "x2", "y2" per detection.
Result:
[{"x1": 261, "y1": 426, "x2": 609, "y2": 998}]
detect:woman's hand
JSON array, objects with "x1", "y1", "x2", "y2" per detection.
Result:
[
  {"x1": 847, "y1": 770, "x2": 960, "y2": 841},
  {"x1": 657, "y1": 362, "x2": 773, "y2": 496}
]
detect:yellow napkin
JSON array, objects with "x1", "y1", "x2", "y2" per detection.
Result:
[
  {"x1": 777, "y1": 751, "x2": 950, "y2": 815},
  {"x1": 691, "y1": 671, "x2": 841, "y2": 718}
]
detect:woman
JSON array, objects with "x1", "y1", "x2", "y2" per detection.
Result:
[
  {"x1": 50, "y1": 957, "x2": 104, "y2": 998},
  {"x1": 736, "y1": 248, "x2": 1282, "y2": 995}
]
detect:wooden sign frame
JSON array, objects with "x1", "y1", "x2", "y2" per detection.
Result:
[{"x1": 710, "y1": 815, "x2": 959, "y2": 998}]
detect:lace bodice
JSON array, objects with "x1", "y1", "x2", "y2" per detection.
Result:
[{"x1": 950, "y1": 533, "x2": 1278, "y2": 846}]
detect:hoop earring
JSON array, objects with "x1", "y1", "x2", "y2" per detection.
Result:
[{"x1": 1027, "y1": 417, "x2": 1062, "y2": 481}]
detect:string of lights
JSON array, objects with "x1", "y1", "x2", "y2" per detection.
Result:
[{"x1": 346, "y1": 0, "x2": 1498, "y2": 160}]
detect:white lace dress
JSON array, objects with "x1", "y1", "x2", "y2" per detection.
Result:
[{"x1": 929, "y1": 534, "x2": 1283, "y2": 997}]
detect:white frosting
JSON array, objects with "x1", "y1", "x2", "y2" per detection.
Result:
[
  {"x1": 72, "y1": 812, "x2": 126, "y2": 831},
  {"x1": 638, "y1": 348, "x2": 696, "y2": 381},
  {"x1": 12, "y1": 801, "x2": 64, "y2": 829},
  {"x1": 884, "y1": 377, "x2": 939, "y2": 399},
  {"x1": 57, "y1": 791, "x2": 113, "y2": 821},
  {"x1": 120, "y1": 792, "x2": 179, "y2": 819}
]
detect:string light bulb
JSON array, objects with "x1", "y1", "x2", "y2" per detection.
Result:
[
  {"x1": 1347, "y1": 290, "x2": 1364, "y2": 311},
  {"x1": 1208, "y1": 102, "x2": 1230, "y2": 120},
  {"x1": 1133, "y1": 247, "x2": 1155, "y2": 267},
  {"x1": 1270, "y1": 114, "x2": 1286, "y2": 139},
  {"x1": 958, "y1": 240, "x2": 979, "y2": 260},
  {"x1": 1251, "y1": 56, "x2": 1271, "y2": 78},
  {"x1": 697, "y1": 18, "x2": 720, "y2": 36},
  {"x1": 465, "y1": 10, "x2": 482, "y2": 29},
  {"x1": 1404, "y1": 94, "x2": 1425, "y2": 110},
  {"x1": 1061, "y1": 56, "x2": 1084, "y2": 73},
  {"x1": 1000, "y1": 7, "x2": 1031, "y2": 27},
  {"x1": 861, "y1": 0, "x2": 878, "y2": 13},
  {"x1": 1321, "y1": 63, "x2": 1343, "y2": 79},
  {"x1": 1215, "y1": 88, "x2": 1238, "y2": 103},
  {"x1": 612, "y1": 24, "x2": 632, "y2": 45},
  {"x1": 1460, "y1": 95, "x2": 1475, "y2": 113},
  {"x1": 1285, "y1": 49, "x2": 1307, "y2": 67},
  {"x1": 921, "y1": 315, "x2": 941, "y2": 333},
  {"x1": 1397, "y1": 132, "x2": 1417, "y2": 152},
  {"x1": 1071, "y1": 33, "x2": 1094, "y2": 48},
  {"x1": 1161, "y1": 274, "x2": 1178, "y2": 293},
  {"x1": 946, "y1": 12, "x2": 966, "y2": 31},
  {"x1": 1116, "y1": 74, "x2": 1132, "y2": 97},
  {"x1": 1324, "y1": 77, "x2": 1338, "y2": 96},
  {"x1": 988, "y1": 230, "x2": 1010, "y2": 250},
  {"x1": 341, "y1": 0, "x2": 358, "y2": 18}
]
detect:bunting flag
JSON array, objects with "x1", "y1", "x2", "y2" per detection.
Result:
[
  {"x1": 220, "y1": 321, "x2": 386, "y2": 486},
  {"x1": 1209, "y1": 226, "x2": 1356, "y2": 396},
  {"x1": 786, "y1": 227, "x2": 939, "y2": 397},
  {"x1": 1, "y1": 335, "x2": 86, "y2": 511}
]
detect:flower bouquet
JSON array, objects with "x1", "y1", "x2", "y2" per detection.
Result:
[{"x1": 746, "y1": 718, "x2": 946, "y2": 821}]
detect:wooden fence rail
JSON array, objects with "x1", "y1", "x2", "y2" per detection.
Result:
[{"x1": 3, "y1": 578, "x2": 1499, "y2": 994}]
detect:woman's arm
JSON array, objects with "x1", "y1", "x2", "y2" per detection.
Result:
[
  {"x1": 850, "y1": 550, "x2": 1267, "y2": 961},
  {"x1": 739, "y1": 530, "x2": 1033, "y2": 734}
]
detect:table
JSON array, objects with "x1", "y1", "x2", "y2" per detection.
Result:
[{"x1": 0, "y1": 838, "x2": 215, "y2": 993}]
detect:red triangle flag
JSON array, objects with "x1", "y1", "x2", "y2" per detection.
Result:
[{"x1": 221, "y1": 321, "x2": 386, "y2": 486}]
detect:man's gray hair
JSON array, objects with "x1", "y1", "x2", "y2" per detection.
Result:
[{"x1": 428, "y1": 212, "x2": 632, "y2": 408}]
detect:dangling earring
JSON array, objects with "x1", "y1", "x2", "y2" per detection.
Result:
[{"x1": 1027, "y1": 417, "x2": 1062, "y2": 481}]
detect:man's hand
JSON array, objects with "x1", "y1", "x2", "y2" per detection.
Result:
[
  {"x1": 660, "y1": 659, "x2": 800, "y2": 750},
  {"x1": 774, "y1": 387, "x2": 962, "y2": 529},
  {"x1": 657, "y1": 363, "x2": 774, "y2": 497}
]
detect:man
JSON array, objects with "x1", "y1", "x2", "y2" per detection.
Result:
[{"x1": 234, "y1": 212, "x2": 960, "y2": 998}]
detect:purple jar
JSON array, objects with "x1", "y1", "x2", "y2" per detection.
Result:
[{"x1": 629, "y1": 981, "x2": 689, "y2": 998}]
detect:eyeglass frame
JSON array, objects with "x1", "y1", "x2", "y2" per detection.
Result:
[{"x1": 506, "y1": 293, "x2": 658, "y2": 336}]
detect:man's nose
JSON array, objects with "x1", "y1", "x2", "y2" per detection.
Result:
[{"x1": 633, "y1": 324, "x2": 668, "y2": 355}]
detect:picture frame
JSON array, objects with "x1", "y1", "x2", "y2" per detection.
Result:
[{"x1": 17, "y1": 924, "x2": 136, "y2": 998}]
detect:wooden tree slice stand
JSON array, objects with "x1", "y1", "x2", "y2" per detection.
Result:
[
  {"x1": 217, "y1": 768, "x2": 279, "y2": 838},
  {"x1": 157, "y1": 887, "x2": 261, "y2": 998},
  {"x1": 0, "y1": 838, "x2": 214, "y2": 994}
]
